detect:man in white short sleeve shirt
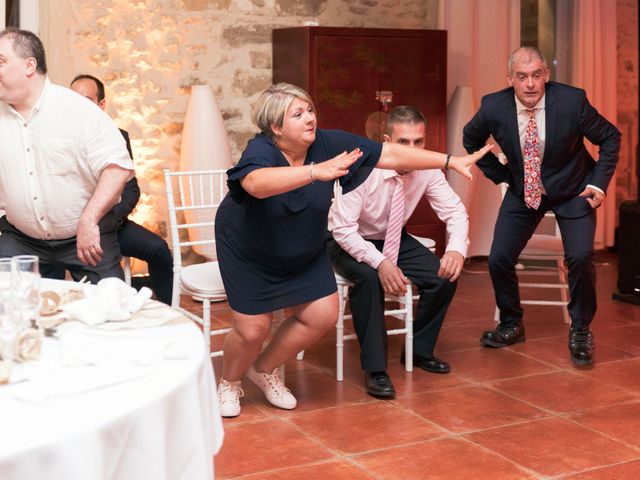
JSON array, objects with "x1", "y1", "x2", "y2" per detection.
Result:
[{"x1": 0, "y1": 28, "x2": 133, "y2": 283}]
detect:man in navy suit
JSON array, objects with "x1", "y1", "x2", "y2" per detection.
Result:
[{"x1": 463, "y1": 46, "x2": 620, "y2": 367}]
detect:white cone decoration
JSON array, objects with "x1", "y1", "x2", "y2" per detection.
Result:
[{"x1": 179, "y1": 85, "x2": 232, "y2": 260}]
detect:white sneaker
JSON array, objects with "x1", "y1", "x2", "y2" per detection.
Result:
[
  {"x1": 246, "y1": 365, "x2": 297, "y2": 410},
  {"x1": 217, "y1": 379, "x2": 244, "y2": 417}
]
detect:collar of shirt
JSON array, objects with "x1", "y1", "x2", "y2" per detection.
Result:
[
  {"x1": 6, "y1": 77, "x2": 50, "y2": 122},
  {"x1": 380, "y1": 169, "x2": 416, "y2": 182}
]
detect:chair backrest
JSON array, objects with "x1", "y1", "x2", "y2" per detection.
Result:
[{"x1": 163, "y1": 168, "x2": 228, "y2": 267}]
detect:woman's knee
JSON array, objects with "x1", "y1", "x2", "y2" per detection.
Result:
[
  {"x1": 233, "y1": 320, "x2": 270, "y2": 346},
  {"x1": 316, "y1": 308, "x2": 339, "y2": 332},
  {"x1": 300, "y1": 296, "x2": 339, "y2": 332}
]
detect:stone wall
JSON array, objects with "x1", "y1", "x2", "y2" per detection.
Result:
[
  {"x1": 37, "y1": 0, "x2": 639, "y2": 243},
  {"x1": 40, "y1": 0, "x2": 439, "y2": 238},
  {"x1": 616, "y1": 0, "x2": 638, "y2": 204}
]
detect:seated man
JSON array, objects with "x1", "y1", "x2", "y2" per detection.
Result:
[
  {"x1": 327, "y1": 106, "x2": 469, "y2": 398},
  {"x1": 70, "y1": 74, "x2": 174, "y2": 304},
  {"x1": 0, "y1": 29, "x2": 133, "y2": 283}
]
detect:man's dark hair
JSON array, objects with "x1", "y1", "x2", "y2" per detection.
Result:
[
  {"x1": 70, "y1": 74, "x2": 105, "y2": 102},
  {"x1": 0, "y1": 28, "x2": 47, "y2": 74},
  {"x1": 385, "y1": 106, "x2": 427, "y2": 135}
]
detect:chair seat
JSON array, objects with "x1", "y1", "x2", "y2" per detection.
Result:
[
  {"x1": 334, "y1": 272, "x2": 354, "y2": 286},
  {"x1": 409, "y1": 235, "x2": 436, "y2": 252},
  {"x1": 180, "y1": 261, "x2": 226, "y2": 297}
]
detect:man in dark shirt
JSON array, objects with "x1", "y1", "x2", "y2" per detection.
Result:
[{"x1": 70, "y1": 74, "x2": 174, "y2": 304}]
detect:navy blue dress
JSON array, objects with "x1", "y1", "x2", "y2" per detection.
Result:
[{"x1": 215, "y1": 129, "x2": 382, "y2": 315}]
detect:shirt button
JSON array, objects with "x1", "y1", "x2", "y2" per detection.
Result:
[
  {"x1": 23, "y1": 123, "x2": 28, "y2": 127},
  {"x1": 29, "y1": 171, "x2": 33, "y2": 175},
  {"x1": 40, "y1": 216, "x2": 44, "y2": 221},
  {"x1": 33, "y1": 196, "x2": 38, "y2": 200},
  {"x1": 46, "y1": 234, "x2": 51, "y2": 238},
  {"x1": 26, "y1": 147, "x2": 31, "y2": 152}
]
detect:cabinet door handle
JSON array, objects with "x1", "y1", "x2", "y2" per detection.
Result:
[{"x1": 375, "y1": 90, "x2": 393, "y2": 112}]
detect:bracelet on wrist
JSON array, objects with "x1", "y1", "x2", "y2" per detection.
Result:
[
  {"x1": 445, "y1": 153, "x2": 451, "y2": 171},
  {"x1": 309, "y1": 162, "x2": 316, "y2": 183}
]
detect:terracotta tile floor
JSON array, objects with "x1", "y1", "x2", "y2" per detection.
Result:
[{"x1": 189, "y1": 252, "x2": 640, "y2": 479}]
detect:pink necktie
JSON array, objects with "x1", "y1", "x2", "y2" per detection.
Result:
[
  {"x1": 523, "y1": 109, "x2": 542, "y2": 210},
  {"x1": 382, "y1": 176, "x2": 405, "y2": 265}
]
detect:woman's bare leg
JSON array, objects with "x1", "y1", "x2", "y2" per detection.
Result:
[
  {"x1": 254, "y1": 292, "x2": 338, "y2": 373},
  {"x1": 221, "y1": 311, "x2": 272, "y2": 381}
]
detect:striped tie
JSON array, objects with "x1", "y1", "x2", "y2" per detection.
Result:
[
  {"x1": 523, "y1": 109, "x2": 542, "y2": 209},
  {"x1": 382, "y1": 175, "x2": 405, "y2": 265}
]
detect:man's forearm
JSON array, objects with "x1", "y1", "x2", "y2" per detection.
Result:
[{"x1": 80, "y1": 165, "x2": 133, "y2": 227}]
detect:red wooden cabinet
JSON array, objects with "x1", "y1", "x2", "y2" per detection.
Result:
[{"x1": 273, "y1": 27, "x2": 448, "y2": 255}]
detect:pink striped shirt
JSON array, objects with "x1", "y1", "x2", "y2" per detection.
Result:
[{"x1": 329, "y1": 168, "x2": 469, "y2": 269}]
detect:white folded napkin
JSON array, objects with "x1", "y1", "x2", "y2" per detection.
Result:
[
  {"x1": 96, "y1": 301, "x2": 183, "y2": 331},
  {"x1": 62, "y1": 277, "x2": 153, "y2": 325}
]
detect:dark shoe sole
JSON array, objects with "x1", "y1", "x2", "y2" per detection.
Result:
[
  {"x1": 480, "y1": 335, "x2": 526, "y2": 348},
  {"x1": 367, "y1": 390, "x2": 396, "y2": 399},
  {"x1": 401, "y1": 355, "x2": 451, "y2": 373},
  {"x1": 570, "y1": 355, "x2": 595, "y2": 368},
  {"x1": 418, "y1": 364, "x2": 451, "y2": 374}
]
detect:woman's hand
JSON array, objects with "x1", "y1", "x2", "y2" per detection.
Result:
[
  {"x1": 312, "y1": 149, "x2": 363, "y2": 181},
  {"x1": 448, "y1": 144, "x2": 494, "y2": 180}
]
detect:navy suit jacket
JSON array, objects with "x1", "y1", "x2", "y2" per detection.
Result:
[{"x1": 463, "y1": 81, "x2": 621, "y2": 218}]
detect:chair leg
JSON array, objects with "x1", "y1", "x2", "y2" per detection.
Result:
[
  {"x1": 203, "y1": 298, "x2": 212, "y2": 358},
  {"x1": 336, "y1": 284, "x2": 347, "y2": 381},
  {"x1": 558, "y1": 258, "x2": 571, "y2": 325},
  {"x1": 403, "y1": 285, "x2": 414, "y2": 372},
  {"x1": 123, "y1": 256, "x2": 132, "y2": 286}
]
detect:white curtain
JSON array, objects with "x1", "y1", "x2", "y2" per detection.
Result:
[
  {"x1": 438, "y1": 0, "x2": 521, "y2": 257},
  {"x1": 556, "y1": 0, "x2": 618, "y2": 249}
]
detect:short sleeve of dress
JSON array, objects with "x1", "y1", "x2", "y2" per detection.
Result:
[
  {"x1": 316, "y1": 130, "x2": 382, "y2": 194},
  {"x1": 226, "y1": 134, "x2": 282, "y2": 201}
]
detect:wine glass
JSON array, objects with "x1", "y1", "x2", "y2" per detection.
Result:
[
  {"x1": 0, "y1": 258, "x2": 11, "y2": 295},
  {"x1": 11, "y1": 255, "x2": 42, "y2": 329},
  {"x1": 0, "y1": 259, "x2": 19, "y2": 382}
]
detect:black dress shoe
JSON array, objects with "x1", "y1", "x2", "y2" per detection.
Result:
[
  {"x1": 480, "y1": 323, "x2": 525, "y2": 348},
  {"x1": 365, "y1": 371, "x2": 396, "y2": 398},
  {"x1": 569, "y1": 327, "x2": 595, "y2": 367},
  {"x1": 400, "y1": 351, "x2": 451, "y2": 374}
]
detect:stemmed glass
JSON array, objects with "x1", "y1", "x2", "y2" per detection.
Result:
[{"x1": 0, "y1": 258, "x2": 20, "y2": 381}]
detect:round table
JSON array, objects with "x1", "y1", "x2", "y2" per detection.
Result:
[{"x1": 0, "y1": 279, "x2": 223, "y2": 480}]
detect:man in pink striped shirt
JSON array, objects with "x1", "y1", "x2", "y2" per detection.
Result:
[{"x1": 328, "y1": 106, "x2": 469, "y2": 398}]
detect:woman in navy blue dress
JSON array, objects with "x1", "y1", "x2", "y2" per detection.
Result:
[{"x1": 215, "y1": 83, "x2": 492, "y2": 417}]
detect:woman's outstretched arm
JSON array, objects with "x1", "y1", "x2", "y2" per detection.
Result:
[{"x1": 377, "y1": 143, "x2": 494, "y2": 180}]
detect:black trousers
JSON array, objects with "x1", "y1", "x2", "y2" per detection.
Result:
[
  {"x1": 489, "y1": 189, "x2": 596, "y2": 329},
  {"x1": 327, "y1": 232, "x2": 456, "y2": 372},
  {"x1": 118, "y1": 219, "x2": 173, "y2": 305},
  {"x1": 0, "y1": 215, "x2": 124, "y2": 284}
]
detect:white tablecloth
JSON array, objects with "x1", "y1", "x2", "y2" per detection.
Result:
[{"x1": 0, "y1": 279, "x2": 224, "y2": 480}]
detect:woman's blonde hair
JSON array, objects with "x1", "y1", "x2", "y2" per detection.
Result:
[{"x1": 253, "y1": 83, "x2": 315, "y2": 139}]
